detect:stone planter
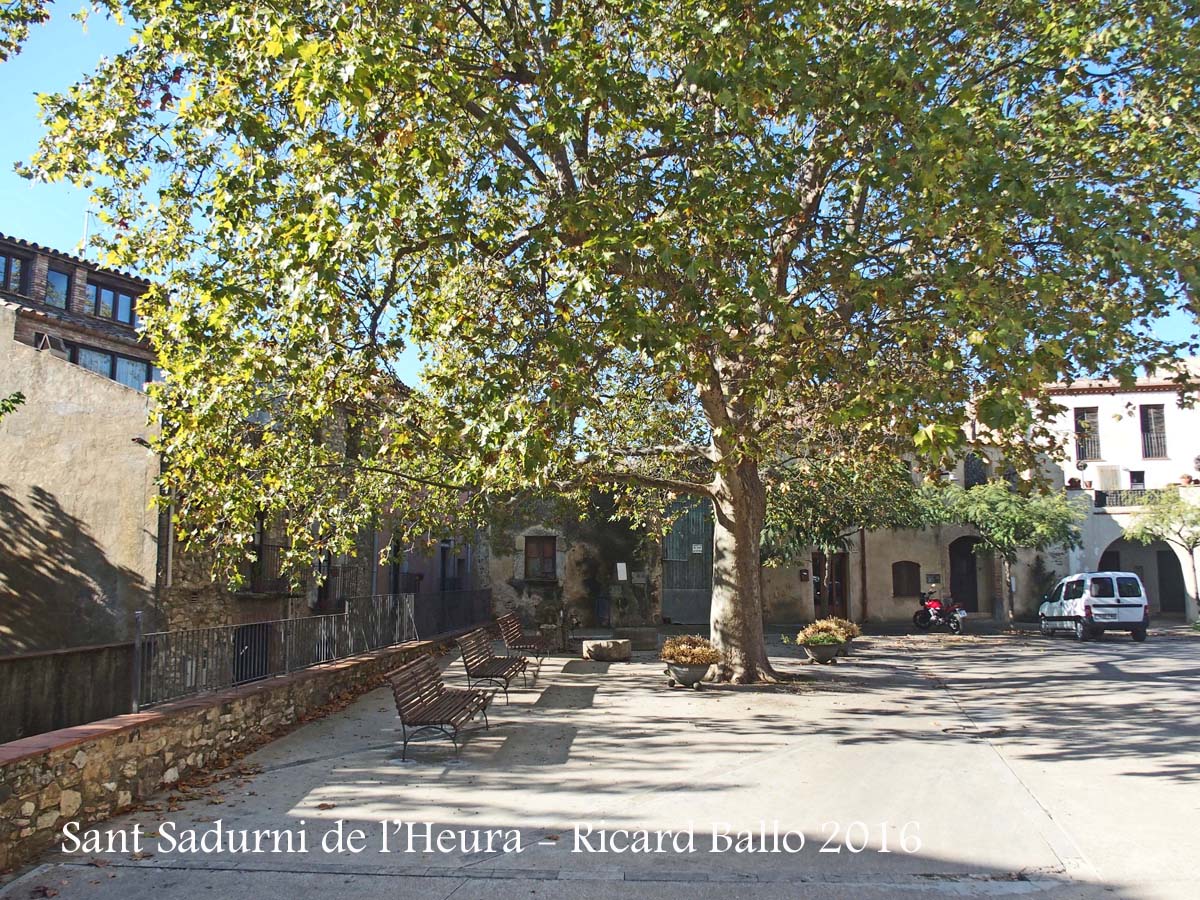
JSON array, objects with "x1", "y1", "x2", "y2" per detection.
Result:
[
  {"x1": 664, "y1": 662, "x2": 709, "y2": 689},
  {"x1": 838, "y1": 639, "x2": 853, "y2": 657},
  {"x1": 802, "y1": 643, "x2": 840, "y2": 664}
]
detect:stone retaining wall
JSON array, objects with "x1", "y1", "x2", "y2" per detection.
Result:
[
  {"x1": 0, "y1": 638, "x2": 445, "y2": 872},
  {"x1": 0, "y1": 643, "x2": 134, "y2": 743}
]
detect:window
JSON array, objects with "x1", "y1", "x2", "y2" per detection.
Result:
[
  {"x1": 1074, "y1": 407, "x2": 1101, "y2": 460},
  {"x1": 115, "y1": 356, "x2": 150, "y2": 390},
  {"x1": 1064, "y1": 579, "x2": 1085, "y2": 601},
  {"x1": 523, "y1": 535, "x2": 557, "y2": 580},
  {"x1": 1129, "y1": 471, "x2": 1145, "y2": 490},
  {"x1": 87, "y1": 280, "x2": 137, "y2": 325},
  {"x1": 963, "y1": 452, "x2": 989, "y2": 489},
  {"x1": 45, "y1": 268, "x2": 71, "y2": 309},
  {"x1": 1117, "y1": 577, "x2": 1143, "y2": 598},
  {"x1": 1140, "y1": 404, "x2": 1166, "y2": 458},
  {"x1": 0, "y1": 251, "x2": 27, "y2": 293},
  {"x1": 891, "y1": 560, "x2": 921, "y2": 596},
  {"x1": 1049, "y1": 583, "x2": 1064, "y2": 605},
  {"x1": 1089, "y1": 577, "x2": 1115, "y2": 599},
  {"x1": 65, "y1": 342, "x2": 154, "y2": 392}
]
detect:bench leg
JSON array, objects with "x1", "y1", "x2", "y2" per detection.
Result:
[{"x1": 401, "y1": 725, "x2": 410, "y2": 761}]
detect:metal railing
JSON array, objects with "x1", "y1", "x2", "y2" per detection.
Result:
[
  {"x1": 132, "y1": 593, "x2": 418, "y2": 710},
  {"x1": 1075, "y1": 434, "x2": 1102, "y2": 461},
  {"x1": 1093, "y1": 489, "x2": 1150, "y2": 509},
  {"x1": 412, "y1": 589, "x2": 494, "y2": 646},
  {"x1": 1141, "y1": 431, "x2": 1167, "y2": 458}
]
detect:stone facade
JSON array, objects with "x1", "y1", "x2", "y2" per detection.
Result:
[
  {"x1": 487, "y1": 495, "x2": 660, "y2": 630},
  {"x1": 0, "y1": 640, "x2": 438, "y2": 872}
]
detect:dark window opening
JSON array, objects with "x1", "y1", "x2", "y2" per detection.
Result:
[
  {"x1": 0, "y1": 252, "x2": 27, "y2": 294},
  {"x1": 1139, "y1": 405, "x2": 1166, "y2": 458},
  {"x1": 45, "y1": 268, "x2": 71, "y2": 309},
  {"x1": 524, "y1": 535, "x2": 557, "y2": 580},
  {"x1": 1074, "y1": 407, "x2": 1101, "y2": 460},
  {"x1": 87, "y1": 279, "x2": 138, "y2": 325},
  {"x1": 891, "y1": 560, "x2": 921, "y2": 596}
]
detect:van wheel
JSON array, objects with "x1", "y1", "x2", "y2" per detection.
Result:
[
  {"x1": 1039, "y1": 616, "x2": 1051, "y2": 636},
  {"x1": 1074, "y1": 619, "x2": 1091, "y2": 642},
  {"x1": 1132, "y1": 628, "x2": 1148, "y2": 643}
]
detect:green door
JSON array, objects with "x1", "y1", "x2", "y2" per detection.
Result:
[{"x1": 662, "y1": 502, "x2": 713, "y2": 624}]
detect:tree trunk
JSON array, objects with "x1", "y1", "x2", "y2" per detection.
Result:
[
  {"x1": 708, "y1": 457, "x2": 776, "y2": 683},
  {"x1": 1183, "y1": 548, "x2": 1199, "y2": 625}
]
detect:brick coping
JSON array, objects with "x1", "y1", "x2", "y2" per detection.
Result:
[{"x1": 0, "y1": 637, "x2": 447, "y2": 767}]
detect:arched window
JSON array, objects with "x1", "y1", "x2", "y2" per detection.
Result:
[{"x1": 892, "y1": 561, "x2": 922, "y2": 596}]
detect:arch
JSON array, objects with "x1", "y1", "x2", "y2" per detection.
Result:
[
  {"x1": 891, "y1": 560, "x2": 921, "y2": 597},
  {"x1": 1099, "y1": 536, "x2": 1186, "y2": 614}
]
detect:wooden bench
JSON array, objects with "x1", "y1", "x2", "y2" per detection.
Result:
[
  {"x1": 457, "y1": 628, "x2": 528, "y2": 703},
  {"x1": 386, "y1": 654, "x2": 492, "y2": 759},
  {"x1": 497, "y1": 612, "x2": 549, "y2": 661}
]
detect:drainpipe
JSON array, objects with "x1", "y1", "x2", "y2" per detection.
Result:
[{"x1": 859, "y1": 527, "x2": 869, "y2": 623}]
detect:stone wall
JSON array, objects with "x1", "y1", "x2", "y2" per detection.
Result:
[
  {"x1": 0, "y1": 304, "x2": 163, "y2": 653},
  {"x1": 0, "y1": 639, "x2": 442, "y2": 872},
  {"x1": 0, "y1": 643, "x2": 134, "y2": 743},
  {"x1": 487, "y1": 495, "x2": 658, "y2": 629}
]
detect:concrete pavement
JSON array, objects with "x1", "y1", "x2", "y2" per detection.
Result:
[{"x1": 2, "y1": 632, "x2": 1197, "y2": 899}]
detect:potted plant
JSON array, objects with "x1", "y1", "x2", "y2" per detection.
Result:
[
  {"x1": 661, "y1": 635, "x2": 721, "y2": 689},
  {"x1": 826, "y1": 617, "x2": 861, "y2": 655},
  {"x1": 789, "y1": 621, "x2": 844, "y2": 664}
]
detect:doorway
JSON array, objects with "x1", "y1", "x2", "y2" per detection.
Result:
[
  {"x1": 1157, "y1": 549, "x2": 1186, "y2": 613},
  {"x1": 811, "y1": 551, "x2": 848, "y2": 618},
  {"x1": 949, "y1": 537, "x2": 982, "y2": 613}
]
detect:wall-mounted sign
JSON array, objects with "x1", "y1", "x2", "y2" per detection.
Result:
[
  {"x1": 926, "y1": 573, "x2": 941, "y2": 584},
  {"x1": 631, "y1": 571, "x2": 647, "y2": 585},
  {"x1": 616, "y1": 562, "x2": 628, "y2": 581},
  {"x1": 691, "y1": 543, "x2": 703, "y2": 554}
]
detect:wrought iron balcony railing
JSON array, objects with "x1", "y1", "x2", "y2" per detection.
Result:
[
  {"x1": 1141, "y1": 431, "x2": 1167, "y2": 459},
  {"x1": 1075, "y1": 434, "x2": 1102, "y2": 461}
]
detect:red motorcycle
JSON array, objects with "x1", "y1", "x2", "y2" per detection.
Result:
[{"x1": 912, "y1": 590, "x2": 966, "y2": 634}]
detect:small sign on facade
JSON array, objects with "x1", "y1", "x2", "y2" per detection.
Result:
[
  {"x1": 926, "y1": 573, "x2": 941, "y2": 584},
  {"x1": 616, "y1": 562, "x2": 628, "y2": 581},
  {"x1": 631, "y1": 570, "x2": 647, "y2": 585},
  {"x1": 691, "y1": 543, "x2": 703, "y2": 555}
]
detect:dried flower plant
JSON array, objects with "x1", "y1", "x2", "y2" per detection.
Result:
[{"x1": 661, "y1": 634, "x2": 722, "y2": 666}]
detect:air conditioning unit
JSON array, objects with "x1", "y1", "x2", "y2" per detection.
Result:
[{"x1": 33, "y1": 332, "x2": 69, "y2": 360}]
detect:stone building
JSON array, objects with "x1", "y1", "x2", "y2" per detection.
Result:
[{"x1": 0, "y1": 234, "x2": 163, "y2": 652}]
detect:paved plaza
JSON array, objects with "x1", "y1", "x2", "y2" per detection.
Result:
[{"x1": 3, "y1": 632, "x2": 1198, "y2": 899}]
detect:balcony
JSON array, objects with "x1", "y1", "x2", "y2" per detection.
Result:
[
  {"x1": 1093, "y1": 489, "x2": 1149, "y2": 509},
  {"x1": 1075, "y1": 434, "x2": 1102, "y2": 461},
  {"x1": 1141, "y1": 431, "x2": 1167, "y2": 459}
]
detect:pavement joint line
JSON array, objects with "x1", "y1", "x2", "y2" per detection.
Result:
[
  {"x1": 29, "y1": 858, "x2": 1076, "y2": 890},
  {"x1": 917, "y1": 648, "x2": 1100, "y2": 885}
]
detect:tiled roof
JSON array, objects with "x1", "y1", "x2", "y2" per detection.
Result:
[
  {"x1": 1, "y1": 293, "x2": 151, "y2": 350},
  {"x1": 0, "y1": 230, "x2": 151, "y2": 286}
]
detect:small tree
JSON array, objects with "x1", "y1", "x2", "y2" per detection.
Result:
[
  {"x1": 1125, "y1": 489, "x2": 1200, "y2": 622},
  {"x1": 932, "y1": 481, "x2": 1085, "y2": 619}
]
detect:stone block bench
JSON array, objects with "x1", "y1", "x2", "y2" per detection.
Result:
[{"x1": 581, "y1": 639, "x2": 632, "y2": 662}]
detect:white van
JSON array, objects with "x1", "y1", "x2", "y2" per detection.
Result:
[{"x1": 1039, "y1": 571, "x2": 1150, "y2": 642}]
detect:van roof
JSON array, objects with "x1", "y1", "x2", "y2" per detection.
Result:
[{"x1": 1068, "y1": 571, "x2": 1143, "y2": 579}]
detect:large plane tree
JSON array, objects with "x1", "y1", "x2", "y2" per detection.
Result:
[{"x1": 10, "y1": 0, "x2": 1199, "y2": 680}]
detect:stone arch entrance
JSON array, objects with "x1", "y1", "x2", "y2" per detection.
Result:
[{"x1": 1098, "y1": 537, "x2": 1187, "y2": 614}]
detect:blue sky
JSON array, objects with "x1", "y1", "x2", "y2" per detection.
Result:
[
  {"x1": 2, "y1": 11, "x2": 1196, "y2": 357},
  {"x1": 0, "y1": 9, "x2": 128, "y2": 255}
]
